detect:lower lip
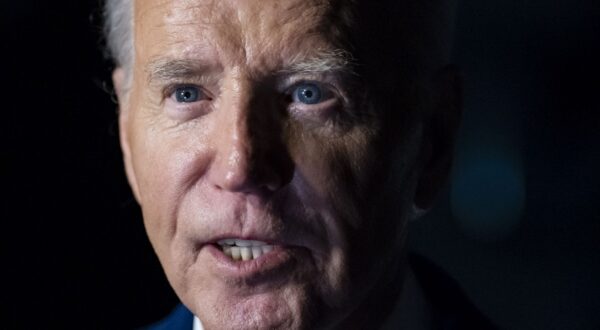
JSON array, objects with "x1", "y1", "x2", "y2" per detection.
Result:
[{"x1": 204, "y1": 244, "x2": 300, "y2": 280}]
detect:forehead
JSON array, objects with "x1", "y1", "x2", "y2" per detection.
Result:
[{"x1": 134, "y1": 0, "x2": 352, "y2": 71}]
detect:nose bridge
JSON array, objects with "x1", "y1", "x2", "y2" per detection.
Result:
[
  {"x1": 222, "y1": 103, "x2": 249, "y2": 176},
  {"x1": 210, "y1": 72, "x2": 292, "y2": 194}
]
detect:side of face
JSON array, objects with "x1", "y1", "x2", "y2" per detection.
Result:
[{"x1": 114, "y1": 0, "x2": 459, "y2": 329}]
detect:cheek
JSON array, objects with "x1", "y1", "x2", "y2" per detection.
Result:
[
  {"x1": 288, "y1": 124, "x2": 383, "y2": 283},
  {"x1": 129, "y1": 120, "x2": 213, "y2": 247},
  {"x1": 291, "y1": 125, "x2": 378, "y2": 224},
  {"x1": 291, "y1": 121, "x2": 415, "y2": 287}
]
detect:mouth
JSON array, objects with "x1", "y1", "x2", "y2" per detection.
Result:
[
  {"x1": 204, "y1": 236, "x2": 307, "y2": 282},
  {"x1": 217, "y1": 238, "x2": 275, "y2": 261}
]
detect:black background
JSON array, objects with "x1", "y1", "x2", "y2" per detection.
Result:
[{"x1": 3, "y1": 1, "x2": 599, "y2": 329}]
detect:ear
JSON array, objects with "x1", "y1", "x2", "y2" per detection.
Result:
[
  {"x1": 113, "y1": 68, "x2": 142, "y2": 203},
  {"x1": 414, "y1": 65, "x2": 462, "y2": 210}
]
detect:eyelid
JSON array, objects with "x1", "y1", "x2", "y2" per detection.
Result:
[
  {"x1": 162, "y1": 84, "x2": 214, "y2": 121},
  {"x1": 279, "y1": 69, "x2": 350, "y2": 96}
]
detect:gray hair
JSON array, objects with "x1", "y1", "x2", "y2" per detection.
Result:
[{"x1": 103, "y1": 0, "x2": 133, "y2": 70}]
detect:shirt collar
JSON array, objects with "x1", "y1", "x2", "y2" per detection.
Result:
[{"x1": 193, "y1": 315, "x2": 204, "y2": 330}]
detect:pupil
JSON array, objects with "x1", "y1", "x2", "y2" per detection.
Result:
[
  {"x1": 176, "y1": 87, "x2": 200, "y2": 103},
  {"x1": 294, "y1": 83, "x2": 322, "y2": 104}
]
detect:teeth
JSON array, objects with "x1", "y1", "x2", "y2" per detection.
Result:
[
  {"x1": 217, "y1": 238, "x2": 275, "y2": 261},
  {"x1": 217, "y1": 239, "x2": 267, "y2": 247},
  {"x1": 240, "y1": 247, "x2": 251, "y2": 261},
  {"x1": 231, "y1": 246, "x2": 241, "y2": 260},
  {"x1": 236, "y1": 240, "x2": 252, "y2": 247},
  {"x1": 252, "y1": 247, "x2": 262, "y2": 259},
  {"x1": 223, "y1": 246, "x2": 232, "y2": 257}
]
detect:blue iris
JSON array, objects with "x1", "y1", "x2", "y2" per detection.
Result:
[
  {"x1": 294, "y1": 83, "x2": 322, "y2": 104},
  {"x1": 175, "y1": 86, "x2": 200, "y2": 103}
]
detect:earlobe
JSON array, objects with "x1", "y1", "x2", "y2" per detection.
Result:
[
  {"x1": 113, "y1": 68, "x2": 142, "y2": 203},
  {"x1": 414, "y1": 65, "x2": 462, "y2": 210}
]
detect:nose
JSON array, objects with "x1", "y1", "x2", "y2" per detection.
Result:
[{"x1": 208, "y1": 78, "x2": 294, "y2": 195}]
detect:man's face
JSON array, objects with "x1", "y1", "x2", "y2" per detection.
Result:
[{"x1": 118, "y1": 0, "x2": 436, "y2": 328}]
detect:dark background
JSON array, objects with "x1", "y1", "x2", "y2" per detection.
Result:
[{"x1": 3, "y1": 1, "x2": 599, "y2": 329}]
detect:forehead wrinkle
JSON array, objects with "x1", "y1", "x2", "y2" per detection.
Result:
[
  {"x1": 137, "y1": 1, "x2": 213, "y2": 38},
  {"x1": 176, "y1": 1, "x2": 247, "y2": 68},
  {"x1": 138, "y1": 0, "x2": 358, "y2": 80},
  {"x1": 140, "y1": 0, "x2": 247, "y2": 70},
  {"x1": 263, "y1": 2, "x2": 331, "y2": 53},
  {"x1": 233, "y1": 0, "x2": 351, "y2": 76}
]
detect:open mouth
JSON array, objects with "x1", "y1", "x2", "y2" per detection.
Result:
[{"x1": 217, "y1": 239, "x2": 275, "y2": 261}]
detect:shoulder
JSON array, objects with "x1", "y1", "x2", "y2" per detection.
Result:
[
  {"x1": 409, "y1": 253, "x2": 497, "y2": 330},
  {"x1": 140, "y1": 304, "x2": 194, "y2": 330}
]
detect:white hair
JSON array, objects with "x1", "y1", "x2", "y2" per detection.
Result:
[{"x1": 103, "y1": 0, "x2": 133, "y2": 70}]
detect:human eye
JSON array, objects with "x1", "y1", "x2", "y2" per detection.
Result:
[
  {"x1": 284, "y1": 80, "x2": 353, "y2": 132},
  {"x1": 163, "y1": 84, "x2": 213, "y2": 121},
  {"x1": 171, "y1": 85, "x2": 208, "y2": 103},
  {"x1": 286, "y1": 81, "x2": 341, "y2": 122},
  {"x1": 290, "y1": 82, "x2": 334, "y2": 105}
]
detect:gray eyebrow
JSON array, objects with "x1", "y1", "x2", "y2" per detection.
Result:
[
  {"x1": 146, "y1": 49, "x2": 356, "y2": 84},
  {"x1": 281, "y1": 49, "x2": 356, "y2": 76},
  {"x1": 146, "y1": 58, "x2": 215, "y2": 84}
]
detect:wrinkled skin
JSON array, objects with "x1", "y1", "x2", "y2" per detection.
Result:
[{"x1": 114, "y1": 0, "x2": 460, "y2": 329}]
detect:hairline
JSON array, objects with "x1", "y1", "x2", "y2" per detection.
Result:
[{"x1": 103, "y1": 0, "x2": 456, "y2": 87}]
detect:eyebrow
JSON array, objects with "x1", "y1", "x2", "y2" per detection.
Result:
[
  {"x1": 146, "y1": 59, "x2": 216, "y2": 85},
  {"x1": 146, "y1": 49, "x2": 356, "y2": 84},
  {"x1": 281, "y1": 49, "x2": 356, "y2": 76}
]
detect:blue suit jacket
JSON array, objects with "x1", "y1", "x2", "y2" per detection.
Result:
[{"x1": 143, "y1": 304, "x2": 193, "y2": 330}]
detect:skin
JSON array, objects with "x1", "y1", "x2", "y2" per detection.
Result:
[{"x1": 113, "y1": 0, "x2": 461, "y2": 329}]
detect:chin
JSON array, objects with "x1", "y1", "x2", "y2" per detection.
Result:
[
  {"x1": 186, "y1": 283, "x2": 314, "y2": 330},
  {"x1": 166, "y1": 245, "x2": 349, "y2": 330}
]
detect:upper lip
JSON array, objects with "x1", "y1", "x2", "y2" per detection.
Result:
[{"x1": 190, "y1": 201, "x2": 322, "y2": 252}]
